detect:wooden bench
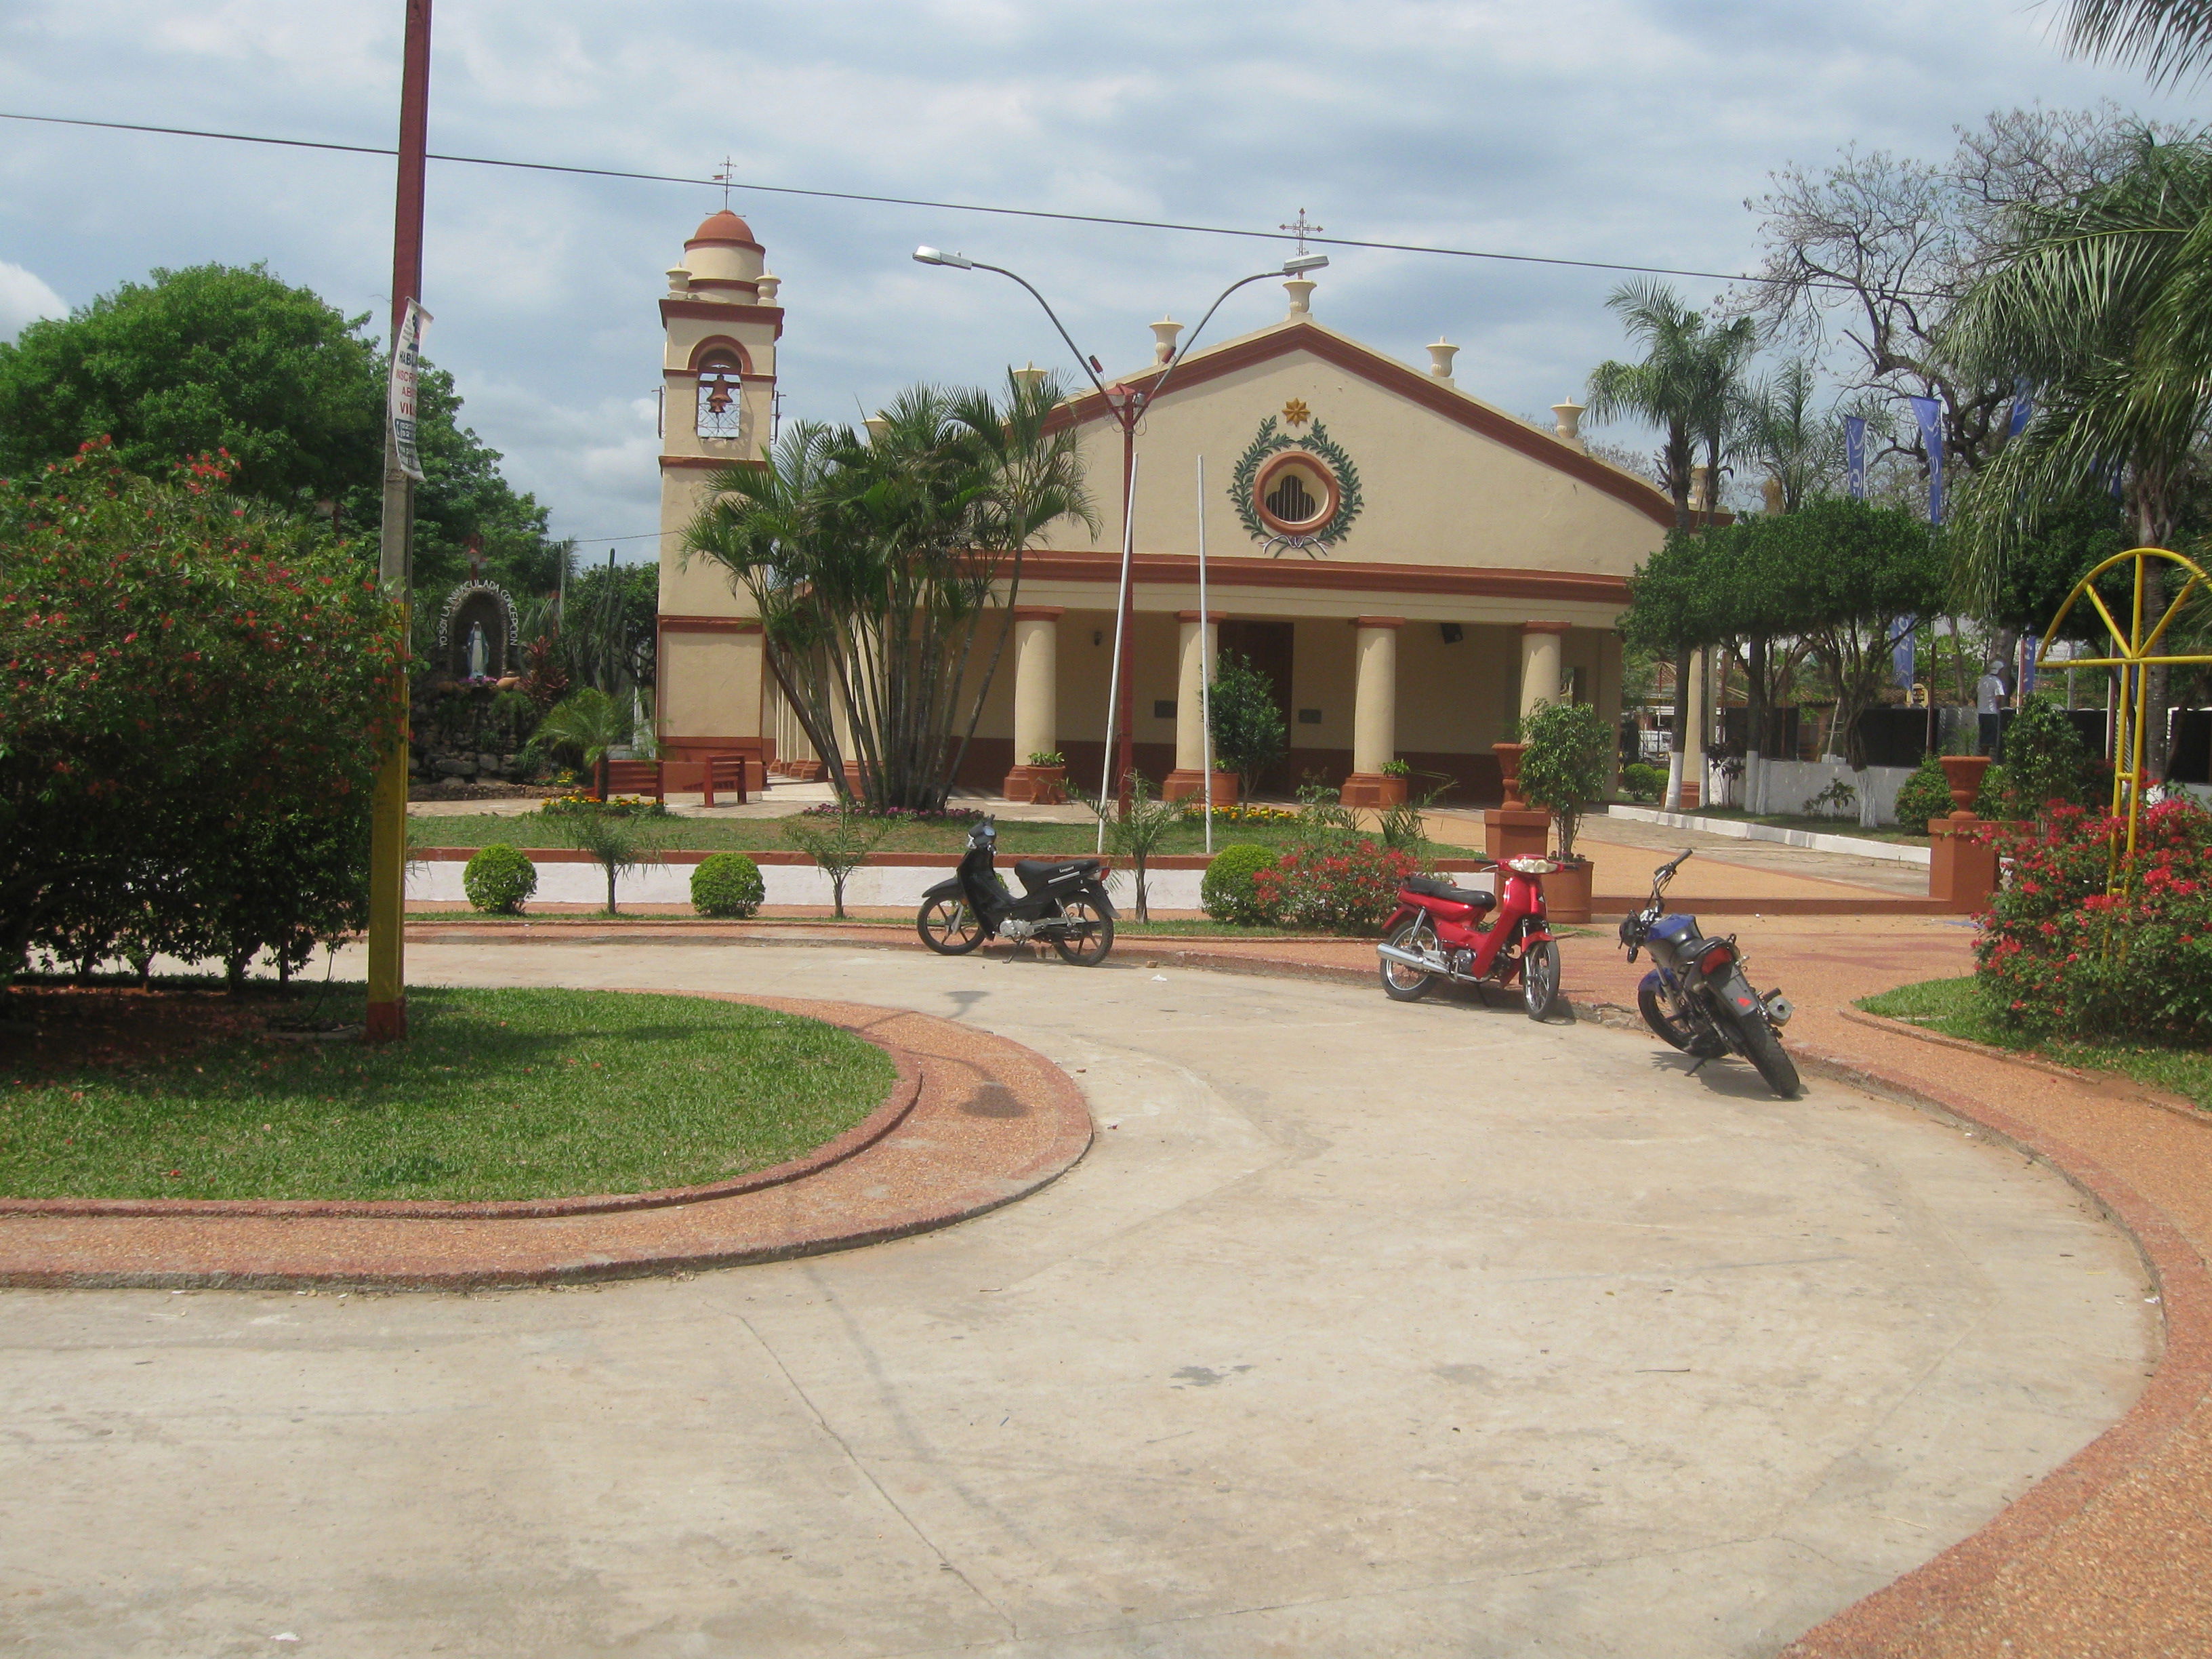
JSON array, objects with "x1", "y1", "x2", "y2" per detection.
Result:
[
  {"x1": 701, "y1": 753, "x2": 749, "y2": 807},
  {"x1": 594, "y1": 758, "x2": 664, "y2": 803}
]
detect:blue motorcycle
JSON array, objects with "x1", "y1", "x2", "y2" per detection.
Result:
[{"x1": 1618, "y1": 851, "x2": 1799, "y2": 1098}]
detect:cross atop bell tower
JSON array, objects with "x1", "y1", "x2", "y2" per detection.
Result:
[{"x1": 1279, "y1": 207, "x2": 1324, "y2": 257}]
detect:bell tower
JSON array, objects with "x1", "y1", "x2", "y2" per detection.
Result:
[{"x1": 655, "y1": 209, "x2": 783, "y2": 777}]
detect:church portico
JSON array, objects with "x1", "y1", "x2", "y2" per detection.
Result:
[{"x1": 653, "y1": 209, "x2": 1667, "y2": 805}]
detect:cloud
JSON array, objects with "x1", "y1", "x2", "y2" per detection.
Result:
[
  {"x1": 0, "y1": 260, "x2": 66, "y2": 339},
  {"x1": 0, "y1": 0, "x2": 2196, "y2": 548}
]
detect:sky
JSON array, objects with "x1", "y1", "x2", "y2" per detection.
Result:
[{"x1": 0, "y1": 0, "x2": 2196, "y2": 560}]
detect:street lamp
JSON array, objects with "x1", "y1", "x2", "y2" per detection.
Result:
[{"x1": 914, "y1": 245, "x2": 1330, "y2": 811}]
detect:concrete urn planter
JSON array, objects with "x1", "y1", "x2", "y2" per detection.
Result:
[
  {"x1": 1002, "y1": 764, "x2": 1068, "y2": 805},
  {"x1": 1935, "y1": 754, "x2": 1994, "y2": 824},
  {"x1": 1544, "y1": 856, "x2": 1593, "y2": 924}
]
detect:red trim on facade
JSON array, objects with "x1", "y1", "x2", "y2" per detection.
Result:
[
  {"x1": 1353, "y1": 615, "x2": 1406, "y2": 630},
  {"x1": 1176, "y1": 609, "x2": 1228, "y2": 623},
  {"x1": 660, "y1": 455, "x2": 767, "y2": 472},
  {"x1": 1519, "y1": 619, "x2": 1573, "y2": 635},
  {"x1": 660, "y1": 297, "x2": 784, "y2": 336},
  {"x1": 1014, "y1": 549, "x2": 1630, "y2": 606},
  {"x1": 681, "y1": 335, "x2": 756, "y2": 375},
  {"x1": 1048, "y1": 321, "x2": 1675, "y2": 529},
  {"x1": 1252, "y1": 449, "x2": 1342, "y2": 536},
  {"x1": 1008, "y1": 605, "x2": 1065, "y2": 621},
  {"x1": 659, "y1": 615, "x2": 762, "y2": 634}
]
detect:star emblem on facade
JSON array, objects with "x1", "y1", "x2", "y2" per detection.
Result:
[{"x1": 1282, "y1": 398, "x2": 1311, "y2": 426}]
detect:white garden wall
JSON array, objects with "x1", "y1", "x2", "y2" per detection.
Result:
[{"x1": 1708, "y1": 758, "x2": 1918, "y2": 828}]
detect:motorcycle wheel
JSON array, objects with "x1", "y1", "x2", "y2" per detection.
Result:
[
  {"x1": 1731, "y1": 1011, "x2": 1802, "y2": 1099},
  {"x1": 917, "y1": 896, "x2": 986, "y2": 956},
  {"x1": 1521, "y1": 939, "x2": 1563, "y2": 1021},
  {"x1": 1638, "y1": 977, "x2": 1729, "y2": 1059},
  {"x1": 1380, "y1": 918, "x2": 1437, "y2": 1002},
  {"x1": 1050, "y1": 899, "x2": 1114, "y2": 966}
]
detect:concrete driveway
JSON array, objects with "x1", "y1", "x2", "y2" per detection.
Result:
[{"x1": 0, "y1": 944, "x2": 2154, "y2": 1657}]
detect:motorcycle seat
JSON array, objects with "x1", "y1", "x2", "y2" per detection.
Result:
[
  {"x1": 1013, "y1": 857, "x2": 1101, "y2": 891},
  {"x1": 1404, "y1": 874, "x2": 1494, "y2": 909}
]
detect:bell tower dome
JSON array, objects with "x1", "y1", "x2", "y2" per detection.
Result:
[{"x1": 655, "y1": 207, "x2": 785, "y2": 777}]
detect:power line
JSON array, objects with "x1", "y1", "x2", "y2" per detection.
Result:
[{"x1": 0, "y1": 107, "x2": 1785, "y2": 289}]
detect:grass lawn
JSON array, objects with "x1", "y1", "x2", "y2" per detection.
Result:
[
  {"x1": 0, "y1": 984, "x2": 897, "y2": 1202},
  {"x1": 411, "y1": 811, "x2": 1485, "y2": 857},
  {"x1": 1858, "y1": 975, "x2": 2212, "y2": 1111},
  {"x1": 1626, "y1": 804, "x2": 1932, "y2": 848}
]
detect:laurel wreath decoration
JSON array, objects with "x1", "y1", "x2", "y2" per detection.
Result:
[{"x1": 1228, "y1": 416, "x2": 1364, "y2": 557}]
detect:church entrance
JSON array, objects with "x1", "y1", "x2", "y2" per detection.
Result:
[{"x1": 1217, "y1": 619, "x2": 1295, "y2": 797}]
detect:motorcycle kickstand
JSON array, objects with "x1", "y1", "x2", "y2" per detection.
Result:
[{"x1": 1685, "y1": 1054, "x2": 1712, "y2": 1077}]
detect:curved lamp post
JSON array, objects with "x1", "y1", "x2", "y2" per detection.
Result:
[{"x1": 914, "y1": 245, "x2": 1328, "y2": 811}]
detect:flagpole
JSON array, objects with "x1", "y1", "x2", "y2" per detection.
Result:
[
  {"x1": 1099, "y1": 455, "x2": 1139, "y2": 855},
  {"x1": 1197, "y1": 455, "x2": 1213, "y2": 855}
]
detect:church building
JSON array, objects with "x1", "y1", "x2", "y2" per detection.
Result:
[{"x1": 653, "y1": 209, "x2": 1672, "y2": 803}]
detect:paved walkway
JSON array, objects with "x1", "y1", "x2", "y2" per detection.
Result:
[{"x1": 0, "y1": 938, "x2": 2159, "y2": 1656}]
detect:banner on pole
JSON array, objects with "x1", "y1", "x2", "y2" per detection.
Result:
[
  {"x1": 1843, "y1": 415, "x2": 1866, "y2": 500},
  {"x1": 1908, "y1": 394, "x2": 1944, "y2": 524},
  {"x1": 388, "y1": 300, "x2": 432, "y2": 483},
  {"x1": 2008, "y1": 378, "x2": 2034, "y2": 440},
  {"x1": 1893, "y1": 619, "x2": 1917, "y2": 693}
]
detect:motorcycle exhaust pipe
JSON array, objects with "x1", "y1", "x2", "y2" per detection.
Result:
[{"x1": 1377, "y1": 941, "x2": 1464, "y2": 980}]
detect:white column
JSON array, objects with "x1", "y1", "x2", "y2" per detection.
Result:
[
  {"x1": 1519, "y1": 622, "x2": 1568, "y2": 719},
  {"x1": 1683, "y1": 647, "x2": 1707, "y2": 808},
  {"x1": 1010, "y1": 608, "x2": 1061, "y2": 764},
  {"x1": 1351, "y1": 617, "x2": 1402, "y2": 775},
  {"x1": 1174, "y1": 611, "x2": 1218, "y2": 773}
]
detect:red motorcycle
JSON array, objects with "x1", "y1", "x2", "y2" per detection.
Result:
[{"x1": 1375, "y1": 857, "x2": 1564, "y2": 1020}]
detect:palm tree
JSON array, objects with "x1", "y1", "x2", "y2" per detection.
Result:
[
  {"x1": 1741, "y1": 359, "x2": 1840, "y2": 514},
  {"x1": 1946, "y1": 131, "x2": 2212, "y2": 776},
  {"x1": 1586, "y1": 281, "x2": 1757, "y2": 804},
  {"x1": 2064, "y1": 0, "x2": 2212, "y2": 85},
  {"x1": 528, "y1": 687, "x2": 629, "y2": 784},
  {"x1": 685, "y1": 371, "x2": 1092, "y2": 811}
]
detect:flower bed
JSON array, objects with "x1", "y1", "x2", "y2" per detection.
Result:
[{"x1": 1978, "y1": 800, "x2": 2212, "y2": 1044}]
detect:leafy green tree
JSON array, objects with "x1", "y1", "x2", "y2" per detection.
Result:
[
  {"x1": 1516, "y1": 700, "x2": 1612, "y2": 860},
  {"x1": 0, "y1": 264, "x2": 571, "y2": 602},
  {"x1": 686, "y1": 371, "x2": 1092, "y2": 811},
  {"x1": 1741, "y1": 359, "x2": 1843, "y2": 512},
  {"x1": 1208, "y1": 651, "x2": 1288, "y2": 798},
  {"x1": 560, "y1": 558, "x2": 659, "y2": 695},
  {"x1": 556, "y1": 806, "x2": 670, "y2": 916},
  {"x1": 0, "y1": 264, "x2": 380, "y2": 509},
  {"x1": 0, "y1": 441, "x2": 398, "y2": 983}
]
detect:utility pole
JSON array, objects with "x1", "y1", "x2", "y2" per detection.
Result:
[{"x1": 364, "y1": 0, "x2": 433, "y2": 1043}]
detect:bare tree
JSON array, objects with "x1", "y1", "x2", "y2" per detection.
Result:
[{"x1": 1738, "y1": 106, "x2": 2143, "y2": 489}]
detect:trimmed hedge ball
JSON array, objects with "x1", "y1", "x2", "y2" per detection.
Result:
[
  {"x1": 692, "y1": 851, "x2": 766, "y2": 918},
  {"x1": 463, "y1": 843, "x2": 538, "y2": 914},
  {"x1": 1202, "y1": 842, "x2": 1280, "y2": 924}
]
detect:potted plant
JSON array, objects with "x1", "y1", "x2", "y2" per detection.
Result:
[
  {"x1": 1516, "y1": 699, "x2": 1610, "y2": 923},
  {"x1": 1004, "y1": 749, "x2": 1069, "y2": 804},
  {"x1": 1370, "y1": 756, "x2": 1411, "y2": 808}
]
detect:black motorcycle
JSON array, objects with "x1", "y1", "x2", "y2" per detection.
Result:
[
  {"x1": 1618, "y1": 851, "x2": 1800, "y2": 1098},
  {"x1": 916, "y1": 817, "x2": 1118, "y2": 965}
]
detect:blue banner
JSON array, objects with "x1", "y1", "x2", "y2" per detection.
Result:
[
  {"x1": 1908, "y1": 395, "x2": 1945, "y2": 524},
  {"x1": 2009, "y1": 379, "x2": 2033, "y2": 439},
  {"x1": 1893, "y1": 619, "x2": 1917, "y2": 693},
  {"x1": 1844, "y1": 415, "x2": 1866, "y2": 501}
]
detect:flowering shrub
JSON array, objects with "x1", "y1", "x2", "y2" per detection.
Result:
[
  {"x1": 1250, "y1": 840, "x2": 1415, "y2": 933},
  {"x1": 539, "y1": 792, "x2": 668, "y2": 819},
  {"x1": 0, "y1": 440, "x2": 398, "y2": 985},
  {"x1": 1978, "y1": 799, "x2": 2212, "y2": 1043},
  {"x1": 1179, "y1": 800, "x2": 1297, "y2": 824}
]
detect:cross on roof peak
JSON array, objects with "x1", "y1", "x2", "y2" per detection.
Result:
[
  {"x1": 1279, "y1": 208, "x2": 1324, "y2": 256},
  {"x1": 714, "y1": 155, "x2": 737, "y2": 211}
]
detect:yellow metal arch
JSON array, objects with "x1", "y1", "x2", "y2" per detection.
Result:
[{"x1": 2036, "y1": 545, "x2": 2212, "y2": 874}]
